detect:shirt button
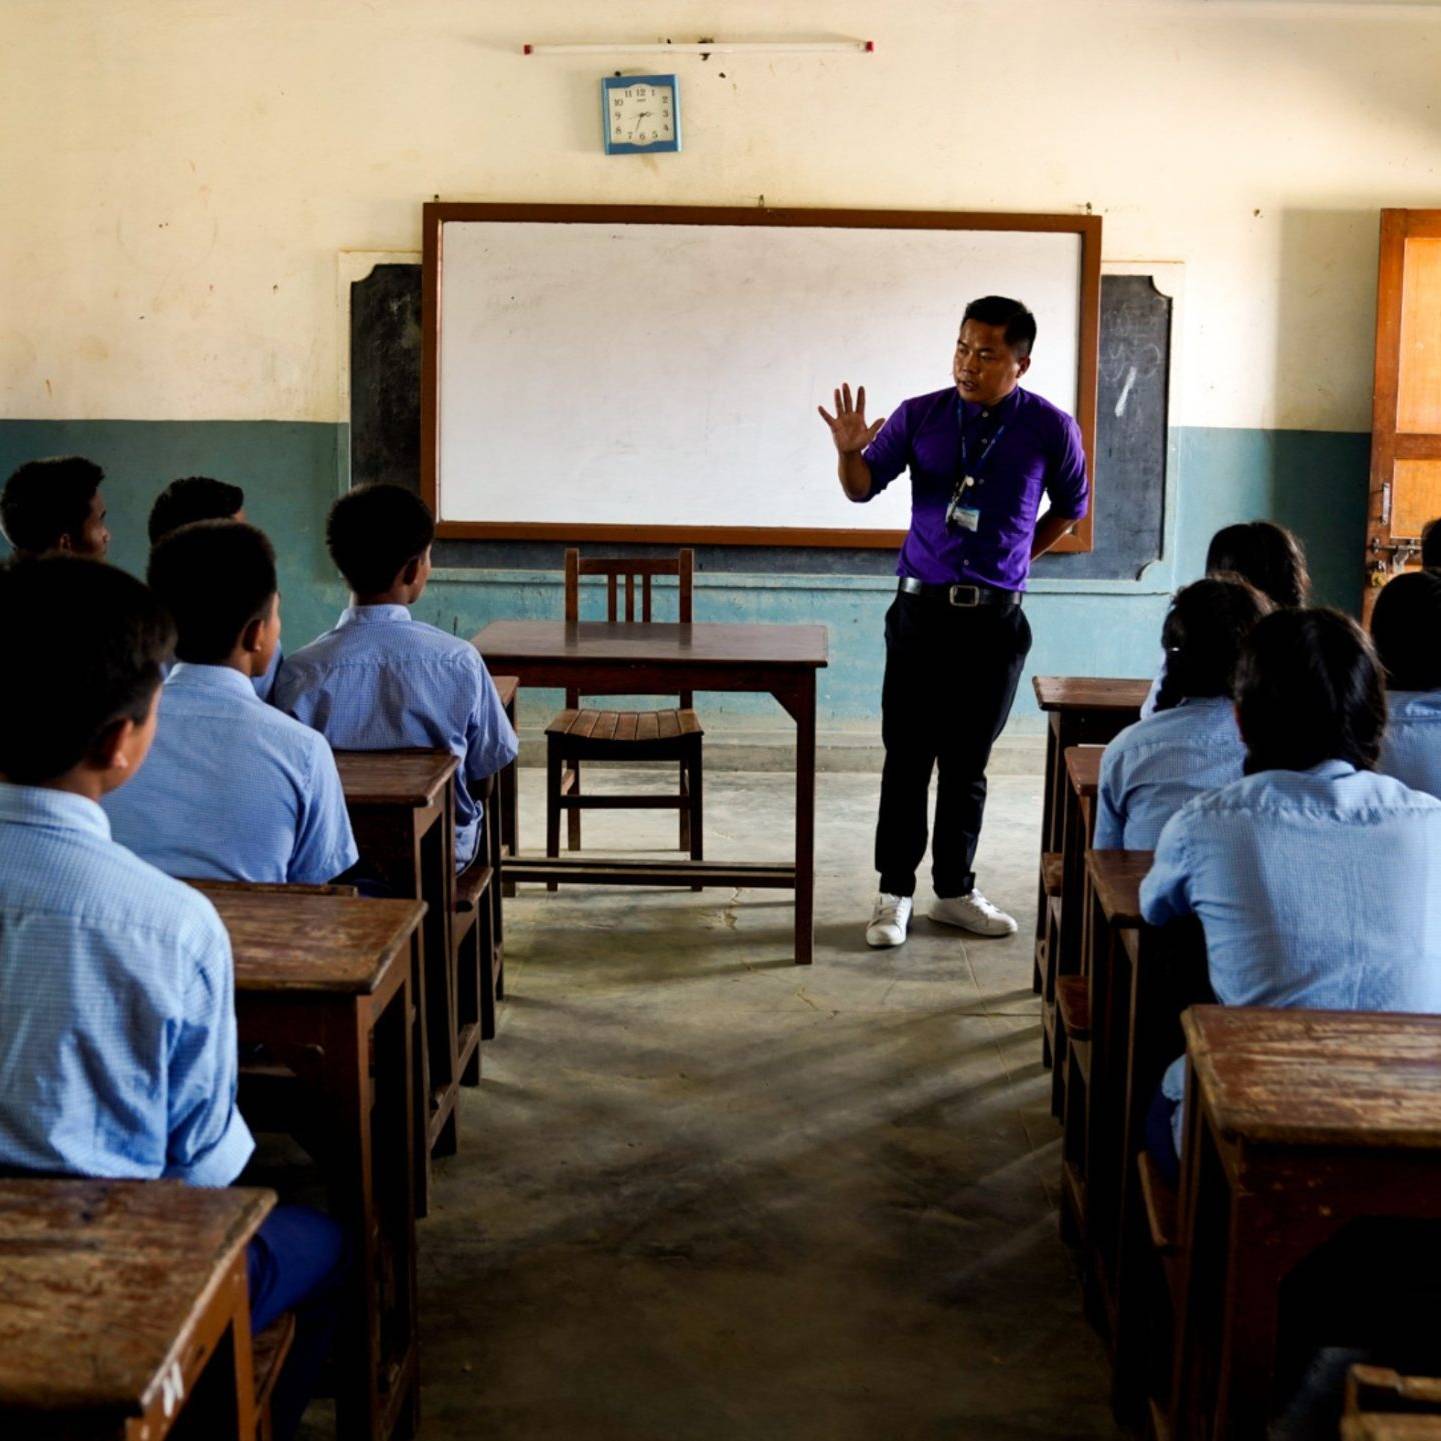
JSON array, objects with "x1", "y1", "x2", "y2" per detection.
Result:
[{"x1": 982, "y1": 409, "x2": 989, "y2": 418}]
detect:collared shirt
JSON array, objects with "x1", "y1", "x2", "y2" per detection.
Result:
[
  {"x1": 0, "y1": 785, "x2": 254, "y2": 1184},
  {"x1": 102, "y1": 664, "x2": 358, "y2": 885},
  {"x1": 273, "y1": 604, "x2": 519, "y2": 869},
  {"x1": 1141, "y1": 761, "x2": 1441, "y2": 1151},
  {"x1": 860, "y1": 385, "x2": 1089, "y2": 590},
  {"x1": 1379, "y1": 689, "x2": 1441, "y2": 800},
  {"x1": 1093, "y1": 696, "x2": 1245, "y2": 850}
]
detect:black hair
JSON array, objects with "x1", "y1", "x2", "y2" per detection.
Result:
[
  {"x1": 1370, "y1": 569, "x2": 1441, "y2": 693},
  {"x1": 1154, "y1": 576, "x2": 1273, "y2": 712},
  {"x1": 1235, "y1": 608, "x2": 1386, "y2": 775},
  {"x1": 147, "y1": 520, "x2": 277, "y2": 665},
  {"x1": 0, "y1": 556, "x2": 173, "y2": 784},
  {"x1": 961, "y1": 296, "x2": 1037, "y2": 359},
  {"x1": 1421, "y1": 517, "x2": 1441, "y2": 572},
  {"x1": 325, "y1": 484, "x2": 435, "y2": 597},
  {"x1": 148, "y1": 476, "x2": 245, "y2": 545},
  {"x1": 1204, "y1": 522, "x2": 1310, "y2": 610},
  {"x1": 0, "y1": 456, "x2": 105, "y2": 557}
]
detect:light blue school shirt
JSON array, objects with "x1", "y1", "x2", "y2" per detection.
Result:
[
  {"x1": 0, "y1": 784, "x2": 254, "y2": 1184},
  {"x1": 1093, "y1": 696, "x2": 1245, "y2": 851},
  {"x1": 273, "y1": 604, "x2": 519, "y2": 869},
  {"x1": 1141, "y1": 761, "x2": 1441, "y2": 1152},
  {"x1": 102, "y1": 663, "x2": 358, "y2": 885},
  {"x1": 1378, "y1": 689, "x2": 1441, "y2": 801}
]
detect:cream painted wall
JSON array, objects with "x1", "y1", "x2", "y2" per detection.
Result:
[{"x1": 4, "y1": 0, "x2": 1439, "y2": 430}]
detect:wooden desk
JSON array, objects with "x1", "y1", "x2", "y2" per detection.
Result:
[
  {"x1": 491, "y1": 674, "x2": 519, "y2": 901},
  {"x1": 336, "y1": 749, "x2": 461, "y2": 1182},
  {"x1": 207, "y1": 888, "x2": 424, "y2": 1441},
  {"x1": 1078, "y1": 850, "x2": 1208, "y2": 1419},
  {"x1": 0, "y1": 1179, "x2": 272, "y2": 1439},
  {"x1": 1045, "y1": 744, "x2": 1105, "y2": 1068},
  {"x1": 472, "y1": 620, "x2": 829, "y2": 964},
  {"x1": 1032, "y1": 677, "x2": 1149, "y2": 993},
  {"x1": 1171, "y1": 1008, "x2": 1441, "y2": 1441}
]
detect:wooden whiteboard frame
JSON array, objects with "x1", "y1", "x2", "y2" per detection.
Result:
[{"x1": 422, "y1": 202, "x2": 1100, "y2": 551}]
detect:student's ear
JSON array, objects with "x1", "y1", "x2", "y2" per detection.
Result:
[
  {"x1": 240, "y1": 612, "x2": 268, "y2": 655},
  {"x1": 1016, "y1": 353, "x2": 1032, "y2": 379},
  {"x1": 91, "y1": 693, "x2": 160, "y2": 793},
  {"x1": 53, "y1": 532, "x2": 76, "y2": 555}
]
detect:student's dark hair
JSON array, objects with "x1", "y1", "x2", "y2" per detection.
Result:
[
  {"x1": 325, "y1": 483, "x2": 435, "y2": 596},
  {"x1": 148, "y1": 475, "x2": 245, "y2": 544},
  {"x1": 1204, "y1": 521, "x2": 1310, "y2": 609},
  {"x1": 1154, "y1": 576, "x2": 1273, "y2": 712},
  {"x1": 0, "y1": 456, "x2": 104, "y2": 556},
  {"x1": 1369, "y1": 569, "x2": 1441, "y2": 693},
  {"x1": 1421, "y1": 517, "x2": 1441, "y2": 572},
  {"x1": 0, "y1": 556, "x2": 173, "y2": 784},
  {"x1": 1235, "y1": 608, "x2": 1386, "y2": 776},
  {"x1": 961, "y1": 295, "x2": 1037, "y2": 359},
  {"x1": 147, "y1": 520, "x2": 277, "y2": 665}
]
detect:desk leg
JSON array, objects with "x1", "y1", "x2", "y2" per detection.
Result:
[
  {"x1": 1035, "y1": 712, "x2": 1062, "y2": 992},
  {"x1": 792, "y1": 672, "x2": 817, "y2": 966},
  {"x1": 501, "y1": 692, "x2": 518, "y2": 899}
]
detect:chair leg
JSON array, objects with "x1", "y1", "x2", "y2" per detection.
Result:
[
  {"x1": 546, "y1": 739, "x2": 561, "y2": 893},
  {"x1": 475, "y1": 893, "x2": 496, "y2": 1052},
  {"x1": 678, "y1": 761, "x2": 691, "y2": 850},
  {"x1": 689, "y1": 743, "x2": 704, "y2": 892},
  {"x1": 567, "y1": 760, "x2": 582, "y2": 851}
]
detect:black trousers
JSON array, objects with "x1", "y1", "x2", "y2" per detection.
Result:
[{"x1": 874, "y1": 591, "x2": 1033, "y2": 899}]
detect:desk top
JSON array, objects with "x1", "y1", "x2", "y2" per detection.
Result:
[
  {"x1": 1085, "y1": 849, "x2": 1154, "y2": 925},
  {"x1": 1065, "y1": 744, "x2": 1104, "y2": 798},
  {"x1": 335, "y1": 749, "x2": 458, "y2": 807},
  {"x1": 201, "y1": 888, "x2": 426, "y2": 994},
  {"x1": 1344, "y1": 1420, "x2": 1441, "y2": 1440},
  {"x1": 1184, "y1": 1006, "x2": 1441, "y2": 1149},
  {"x1": 1033, "y1": 676, "x2": 1151, "y2": 713},
  {"x1": 0, "y1": 1179, "x2": 272, "y2": 1420},
  {"x1": 472, "y1": 620, "x2": 829, "y2": 669}
]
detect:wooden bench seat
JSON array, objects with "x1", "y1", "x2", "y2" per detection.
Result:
[
  {"x1": 1056, "y1": 975, "x2": 1091, "y2": 1040},
  {"x1": 251, "y1": 1312, "x2": 296, "y2": 1441}
]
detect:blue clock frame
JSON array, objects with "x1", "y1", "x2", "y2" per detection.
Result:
[{"x1": 602, "y1": 74, "x2": 682, "y2": 155}]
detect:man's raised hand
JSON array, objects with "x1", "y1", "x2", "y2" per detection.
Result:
[{"x1": 818, "y1": 383, "x2": 885, "y2": 455}]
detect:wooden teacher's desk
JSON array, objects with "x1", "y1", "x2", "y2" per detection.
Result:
[
  {"x1": 204, "y1": 887, "x2": 424, "y2": 1441},
  {"x1": 0, "y1": 1179, "x2": 273, "y2": 1441},
  {"x1": 472, "y1": 620, "x2": 828, "y2": 964}
]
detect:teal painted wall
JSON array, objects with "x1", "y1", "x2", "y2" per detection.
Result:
[{"x1": 0, "y1": 419, "x2": 1368, "y2": 733}]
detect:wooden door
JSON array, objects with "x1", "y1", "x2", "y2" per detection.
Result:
[{"x1": 1366, "y1": 209, "x2": 1441, "y2": 617}]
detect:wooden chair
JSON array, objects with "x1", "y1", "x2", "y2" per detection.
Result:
[
  {"x1": 454, "y1": 776, "x2": 501, "y2": 1082},
  {"x1": 544, "y1": 549, "x2": 705, "y2": 889}
]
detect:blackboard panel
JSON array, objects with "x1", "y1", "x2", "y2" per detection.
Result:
[{"x1": 351, "y1": 265, "x2": 1167, "y2": 580}]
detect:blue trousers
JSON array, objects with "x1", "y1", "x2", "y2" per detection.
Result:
[
  {"x1": 1146, "y1": 1084, "x2": 1182, "y2": 1188},
  {"x1": 247, "y1": 1203, "x2": 347, "y2": 1441}
]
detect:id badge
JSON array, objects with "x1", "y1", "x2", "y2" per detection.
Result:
[{"x1": 952, "y1": 505, "x2": 981, "y2": 533}]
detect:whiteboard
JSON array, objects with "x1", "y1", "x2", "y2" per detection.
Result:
[{"x1": 428, "y1": 208, "x2": 1094, "y2": 545}]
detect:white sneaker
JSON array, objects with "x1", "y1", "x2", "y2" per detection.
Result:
[
  {"x1": 866, "y1": 893, "x2": 913, "y2": 948},
  {"x1": 931, "y1": 890, "x2": 1018, "y2": 937}
]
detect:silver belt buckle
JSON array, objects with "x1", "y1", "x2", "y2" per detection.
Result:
[{"x1": 948, "y1": 584, "x2": 982, "y2": 608}]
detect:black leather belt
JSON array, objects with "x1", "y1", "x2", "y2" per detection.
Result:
[{"x1": 898, "y1": 576, "x2": 1021, "y2": 610}]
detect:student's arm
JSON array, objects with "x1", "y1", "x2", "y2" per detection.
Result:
[
  {"x1": 463, "y1": 655, "x2": 520, "y2": 786},
  {"x1": 289, "y1": 741, "x2": 361, "y2": 885},
  {"x1": 1138, "y1": 810, "x2": 1196, "y2": 928},
  {"x1": 164, "y1": 917, "x2": 255, "y2": 1186},
  {"x1": 1092, "y1": 746, "x2": 1126, "y2": 851}
]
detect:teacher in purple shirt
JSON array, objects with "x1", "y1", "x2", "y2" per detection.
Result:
[{"x1": 818, "y1": 296, "x2": 1090, "y2": 949}]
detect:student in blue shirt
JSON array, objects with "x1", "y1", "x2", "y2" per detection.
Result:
[
  {"x1": 148, "y1": 475, "x2": 283, "y2": 700},
  {"x1": 1371, "y1": 568, "x2": 1441, "y2": 800},
  {"x1": 0, "y1": 556, "x2": 344, "y2": 1441},
  {"x1": 1094, "y1": 577, "x2": 1269, "y2": 850},
  {"x1": 1140, "y1": 608, "x2": 1441, "y2": 1182},
  {"x1": 103, "y1": 521, "x2": 358, "y2": 885},
  {"x1": 0, "y1": 454, "x2": 111, "y2": 560},
  {"x1": 1139, "y1": 521, "x2": 1310, "y2": 719},
  {"x1": 274, "y1": 484, "x2": 518, "y2": 871}
]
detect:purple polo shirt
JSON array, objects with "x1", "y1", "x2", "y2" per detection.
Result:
[{"x1": 860, "y1": 385, "x2": 1089, "y2": 590}]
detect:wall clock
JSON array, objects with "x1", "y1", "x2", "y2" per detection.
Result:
[{"x1": 602, "y1": 74, "x2": 681, "y2": 154}]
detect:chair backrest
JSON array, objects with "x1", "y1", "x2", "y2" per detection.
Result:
[{"x1": 563, "y1": 549, "x2": 694, "y2": 708}]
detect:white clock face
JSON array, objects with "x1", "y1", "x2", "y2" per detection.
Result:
[{"x1": 608, "y1": 83, "x2": 675, "y2": 146}]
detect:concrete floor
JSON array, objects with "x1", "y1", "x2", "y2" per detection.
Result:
[{"x1": 321, "y1": 766, "x2": 1120, "y2": 1440}]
